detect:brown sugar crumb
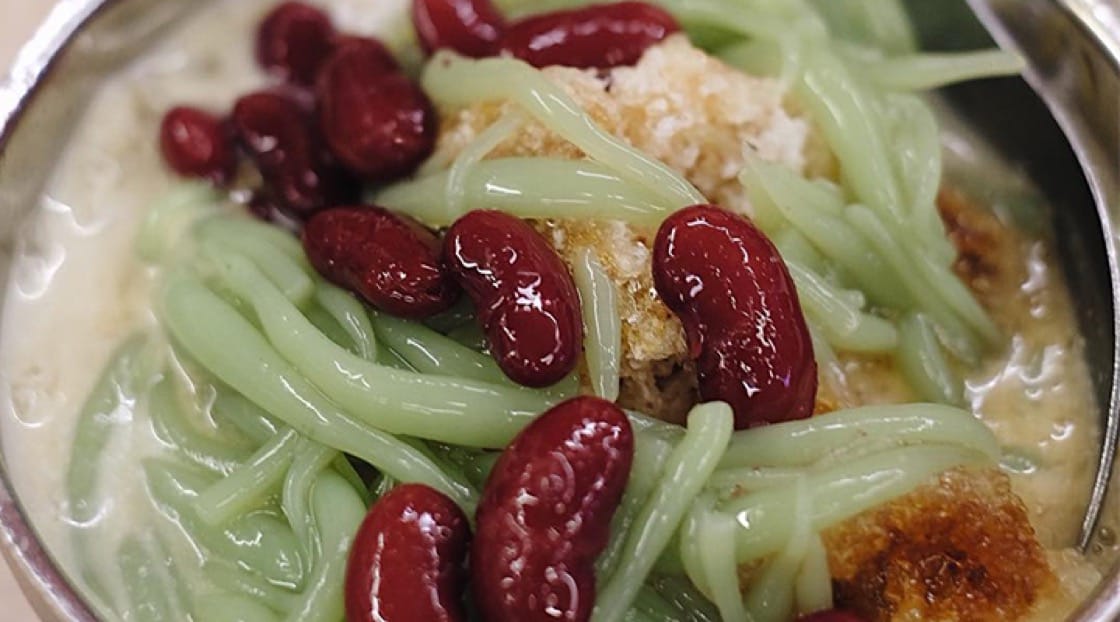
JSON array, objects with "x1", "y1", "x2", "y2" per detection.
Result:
[
  {"x1": 824, "y1": 467, "x2": 1057, "y2": 622},
  {"x1": 937, "y1": 186, "x2": 1024, "y2": 299}
]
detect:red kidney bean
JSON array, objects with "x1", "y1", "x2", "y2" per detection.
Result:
[
  {"x1": 303, "y1": 205, "x2": 460, "y2": 318},
  {"x1": 653, "y1": 204, "x2": 817, "y2": 429},
  {"x1": 345, "y1": 484, "x2": 470, "y2": 622},
  {"x1": 797, "y1": 610, "x2": 867, "y2": 622},
  {"x1": 317, "y1": 43, "x2": 435, "y2": 181},
  {"x1": 247, "y1": 193, "x2": 304, "y2": 233},
  {"x1": 231, "y1": 91, "x2": 354, "y2": 217},
  {"x1": 256, "y1": 1, "x2": 336, "y2": 85},
  {"x1": 412, "y1": 0, "x2": 505, "y2": 58},
  {"x1": 159, "y1": 107, "x2": 236, "y2": 184},
  {"x1": 329, "y1": 35, "x2": 400, "y2": 75},
  {"x1": 472, "y1": 396, "x2": 633, "y2": 622},
  {"x1": 443, "y1": 210, "x2": 583, "y2": 388},
  {"x1": 500, "y1": 2, "x2": 680, "y2": 69}
]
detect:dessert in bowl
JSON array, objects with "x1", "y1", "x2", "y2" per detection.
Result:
[{"x1": 1, "y1": 0, "x2": 1119, "y2": 620}]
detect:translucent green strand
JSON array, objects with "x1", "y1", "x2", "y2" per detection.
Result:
[
  {"x1": 194, "y1": 594, "x2": 280, "y2": 622},
  {"x1": 795, "y1": 534, "x2": 833, "y2": 616},
  {"x1": 198, "y1": 219, "x2": 314, "y2": 306},
  {"x1": 66, "y1": 335, "x2": 153, "y2": 613},
  {"x1": 898, "y1": 313, "x2": 963, "y2": 405},
  {"x1": 377, "y1": 157, "x2": 676, "y2": 227},
  {"x1": 136, "y1": 183, "x2": 219, "y2": 263},
  {"x1": 808, "y1": 0, "x2": 916, "y2": 53},
  {"x1": 314, "y1": 284, "x2": 378, "y2": 361},
  {"x1": 67, "y1": 335, "x2": 152, "y2": 526},
  {"x1": 143, "y1": 460, "x2": 305, "y2": 589},
  {"x1": 370, "y1": 309, "x2": 510, "y2": 385},
  {"x1": 117, "y1": 534, "x2": 185, "y2": 622},
  {"x1": 574, "y1": 248, "x2": 622, "y2": 401},
  {"x1": 694, "y1": 498, "x2": 748, "y2": 621},
  {"x1": 597, "y1": 431, "x2": 677, "y2": 579},
  {"x1": 201, "y1": 561, "x2": 297, "y2": 615},
  {"x1": 594, "y1": 402, "x2": 734, "y2": 622},
  {"x1": 796, "y1": 46, "x2": 904, "y2": 222},
  {"x1": 786, "y1": 259, "x2": 898, "y2": 353},
  {"x1": 718, "y1": 403, "x2": 999, "y2": 470},
  {"x1": 632, "y1": 584, "x2": 688, "y2": 621},
  {"x1": 445, "y1": 111, "x2": 524, "y2": 215},
  {"x1": 208, "y1": 251, "x2": 554, "y2": 449},
  {"x1": 148, "y1": 376, "x2": 246, "y2": 475},
  {"x1": 884, "y1": 93, "x2": 943, "y2": 220},
  {"x1": 724, "y1": 445, "x2": 989, "y2": 561},
  {"x1": 195, "y1": 428, "x2": 301, "y2": 526},
  {"x1": 195, "y1": 216, "x2": 307, "y2": 262},
  {"x1": 740, "y1": 157, "x2": 908, "y2": 309},
  {"x1": 743, "y1": 476, "x2": 810, "y2": 621},
  {"x1": 648, "y1": 574, "x2": 722, "y2": 622},
  {"x1": 860, "y1": 50, "x2": 1025, "y2": 91},
  {"x1": 421, "y1": 52, "x2": 704, "y2": 207},
  {"x1": 211, "y1": 391, "x2": 282, "y2": 446},
  {"x1": 161, "y1": 274, "x2": 478, "y2": 511},
  {"x1": 282, "y1": 440, "x2": 336, "y2": 562},
  {"x1": 283, "y1": 471, "x2": 367, "y2": 622}
]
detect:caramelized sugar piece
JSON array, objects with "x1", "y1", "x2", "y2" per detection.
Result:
[{"x1": 824, "y1": 468, "x2": 1057, "y2": 622}]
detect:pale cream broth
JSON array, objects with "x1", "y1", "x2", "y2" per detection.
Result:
[{"x1": 0, "y1": 0, "x2": 406, "y2": 606}]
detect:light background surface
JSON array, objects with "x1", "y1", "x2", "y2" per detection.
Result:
[{"x1": 3, "y1": 1, "x2": 71, "y2": 619}]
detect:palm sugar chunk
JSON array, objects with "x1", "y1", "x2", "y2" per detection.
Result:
[{"x1": 823, "y1": 467, "x2": 1058, "y2": 621}]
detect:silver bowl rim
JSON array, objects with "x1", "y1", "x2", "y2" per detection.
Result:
[
  {"x1": 0, "y1": 0, "x2": 1118, "y2": 620},
  {"x1": 0, "y1": 3, "x2": 125, "y2": 618}
]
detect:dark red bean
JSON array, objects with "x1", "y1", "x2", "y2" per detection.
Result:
[
  {"x1": 345, "y1": 484, "x2": 470, "y2": 622},
  {"x1": 257, "y1": 1, "x2": 336, "y2": 85},
  {"x1": 303, "y1": 205, "x2": 460, "y2": 318},
  {"x1": 444, "y1": 210, "x2": 583, "y2": 388},
  {"x1": 500, "y1": 2, "x2": 680, "y2": 69},
  {"x1": 797, "y1": 610, "x2": 867, "y2": 622},
  {"x1": 653, "y1": 204, "x2": 817, "y2": 429},
  {"x1": 412, "y1": 0, "x2": 505, "y2": 58},
  {"x1": 247, "y1": 193, "x2": 304, "y2": 233},
  {"x1": 159, "y1": 107, "x2": 236, "y2": 184},
  {"x1": 317, "y1": 43, "x2": 435, "y2": 181},
  {"x1": 329, "y1": 35, "x2": 400, "y2": 75},
  {"x1": 472, "y1": 397, "x2": 633, "y2": 622},
  {"x1": 231, "y1": 91, "x2": 354, "y2": 217}
]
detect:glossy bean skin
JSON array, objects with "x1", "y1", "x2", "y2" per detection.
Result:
[
  {"x1": 653, "y1": 205, "x2": 817, "y2": 428},
  {"x1": 329, "y1": 35, "x2": 400, "y2": 75},
  {"x1": 159, "y1": 107, "x2": 236, "y2": 184},
  {"x1": 345, "y1": 484, "x2": 470, "y2": 622},
  {"x1": 303, "y1": 205, "x2": 460, "y2": 318},
  {"x1": 443, "y1": 210, "x2": 583, "y2": 388},
  {"x1": 317, "y1": 42, "x2": 435, "y2": 181},
  {"x1": 412, "y1": 0, "x2": 505, "y2": 58},
  {"x1": 797, "y1": 610, "x2": 867, "y2": 622},
  {"x1": 231, "y1": 91, "x2": 354, "y2": 217},
  {"x1": 256, "y1": 1, "x2": 337, "y2": 85},
  {"x1": 472, "y1": 397, "x2": 633, "y2": 622},
  {"x1": 500, "y1": 2, "x2": 680, "y2": 69}
]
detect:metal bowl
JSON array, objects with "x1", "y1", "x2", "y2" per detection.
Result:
[{"x1": 0, "y1": 0, "x2": 1118, "y2": 620}]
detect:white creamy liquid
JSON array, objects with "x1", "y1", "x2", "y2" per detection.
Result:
[
  {"x1": 0, "y1": 0, "x2": 405, "y2": 608},
  {"x1": 0, "y1": 0, "x2": 1111, "y2": 616}
]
